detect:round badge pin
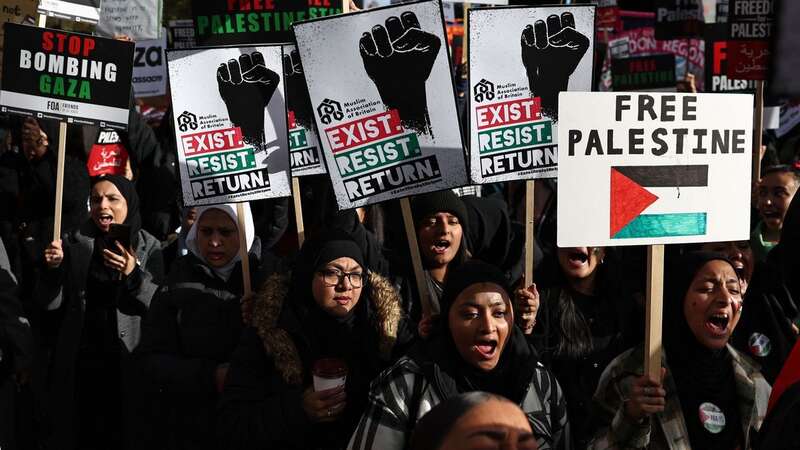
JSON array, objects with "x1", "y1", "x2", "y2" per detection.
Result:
[
  {"x1": 749, "y1": 332, "x2": 771, "y2": 357},
  {"x1": 698, "y1": 402, "x2": 726, "y2": 434}
]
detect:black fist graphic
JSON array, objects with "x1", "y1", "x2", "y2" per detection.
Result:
[
  {"x1": 217, "y1": 51, "x2": 280, "y2": 152},
  {"x1": 521, "y1": 12, "x2": 589, "y2": 120},
  {"x1": 360, "y1": 11, "x2": 441, "y2": 134},
  {"x1": 283, "y1": 49, "x2": 314, "y2": 131}
]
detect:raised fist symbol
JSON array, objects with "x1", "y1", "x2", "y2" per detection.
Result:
[
  {"x1": 521, "y1": 12, "x2": 589, "y2": 120},
  {"x1": 283, "y1": 49, "x2": 314, "y2": 131},
  {"x1": 217, "y1": 51, "x2": 280, "y2": 152},
  {"x1": 360, "y1": 11, "x2": 441, "y2": 134}
]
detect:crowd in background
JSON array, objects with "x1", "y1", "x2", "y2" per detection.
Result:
[{"x1": 0, "y1": 25, "x2": 800, "y2": 450}]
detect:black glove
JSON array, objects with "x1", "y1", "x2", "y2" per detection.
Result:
[
  {"x1": 283, "y1": 49, "x2": 314, "y2": 131},
  {"x1": 521, "y1": 12, "x2": 589, "y2": 121},
  {"x1": 360, "y1": 11, "x2": 441, "y2": 134},
  {"x1": 217, "y1": 51, "x2": 280, "y2": 152}
]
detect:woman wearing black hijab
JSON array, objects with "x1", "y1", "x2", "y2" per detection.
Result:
[
  {"x1": 217, "y1": 230, "x2": 412, "y2": 450},
  {"x1": 590, "y1": 252, "x2": 771, "y2": 450},
  {"x1": 39, "y1": 174, "x2": 164, "y2": 450},
  {"x1": 349, "y1": 260, "x2": 569, "y2": 450}
]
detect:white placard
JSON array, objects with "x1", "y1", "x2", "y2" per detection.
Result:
[
  {"x1": 168, "y1": 46, "x2": 291, "y2": 206},
  {"x1": 468, "y1": 5, "x2": 595, "y2": 183},
  {"x1": 283, "y1": 44, "x2": 326, "y2": 176},
  {"x1": 557, "y1": 92, "x2": 753, "y2": 247},
  {"x1": 132, "y1": 30, "x2": 167, "y2": 98},
  {"x1": 37, "y1": 0, "x2": 99, "y2": 24},
  {"x1": 96, "y1": 0, "x2": 163, "y2": 41},
  {"x1": 293, "y1": 0, "x2": 468, "y2": 209}
]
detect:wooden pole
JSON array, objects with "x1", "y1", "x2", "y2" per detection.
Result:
[
  {"x1": 236, "y1": 202, "x2": 252, "y2": 296},
  {"x1": 37, "y1": 14, "x2": 47, "y2": 28},
  {"x1": 343, "y1": 0, "x2": 350, "y2": 14},
  {"x1": 52, "y1": 122, "x2": 67, "y2": 241},
  {"x1": 523, "y1": 180, "x2": 535, "y2": 284},
  {"x1": 753, "y1": 80, "x2": 765, "y2": 183},
  {"x1": 400, "y1": 198, "x2": 433, "y2": 316},
  {"x1": 291, "y1": 177, "x2": 305, "y2": 248},
  {"x1": 644, "y1": 244, "x2": 664, "y2": 380}
]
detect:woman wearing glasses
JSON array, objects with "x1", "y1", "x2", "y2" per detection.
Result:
[
  {"x1": 139, "y1": 203, "x2": 259, "y2": 450},
  {"x1": 218, "y1": 230, "x2": 411, "y2": 450}
]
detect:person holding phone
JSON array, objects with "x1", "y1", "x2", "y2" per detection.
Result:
[{"x1": 38, "y1": 174, "x2": 164, "y2": 450}]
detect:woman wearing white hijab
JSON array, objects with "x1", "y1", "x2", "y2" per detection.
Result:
[{"x1": 140, "y1": 203, "x2": 259, "y2": 450}]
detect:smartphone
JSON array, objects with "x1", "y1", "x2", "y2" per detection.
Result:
[{"x1": 106, "y1": 223, "x2": 132, "y2": 251}]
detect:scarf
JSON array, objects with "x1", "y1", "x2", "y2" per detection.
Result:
[
  {"x1": 664, "y1": 251, "x2": 743, "y2": 450},
  {"x1": 86, "y1": 175, "x2": 141, "y2": 284},
  {"x1": 185, "y1": 203, "x2": 254, "y2": 281}
]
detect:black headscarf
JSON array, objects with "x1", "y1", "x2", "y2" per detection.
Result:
[
  {"x1": 85, "y1": 175, "x2": 141, "y2": 283},
  {"x1": 411, "y1": 260, "x2": 539, "y2": 403},
  {"x1": 664, "y1": 251, "x2": 743, "y2": 450},
  {"x1": 286, "y1": 229, "x2": 370, "y2": 368}
]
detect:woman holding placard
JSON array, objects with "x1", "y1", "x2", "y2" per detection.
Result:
[
  {"x1": 589, "y1": 252, "x2": 770, "y2": 450},
  {"x1": 349, "y1": 260, "x2": 569, "y2": 450},
  {"x1": 525, "y1": 246, "x2": 641, "y2": 447},
  {"x1": 217, "y1": 230, "x2": 411, "y2": 450},
  {"x1": 39, "y1": 174, "x2": 164, "y2": 450},
  {"x1": 139, "y1": 203, "x2": 258, "y2": 450}
]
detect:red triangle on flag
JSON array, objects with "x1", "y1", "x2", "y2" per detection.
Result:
[{"x1": 610, "y1": 168, "x2": 659, "y2": 237}]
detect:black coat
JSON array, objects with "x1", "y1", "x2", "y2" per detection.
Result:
[
  {"x1": 530, "y1": 285, "x2": 642, "y2": 448},
  {"x1": 33, "y1": 227, "x2": 164, "y2": 450},
  {"x1": 217, "y1": 271, "x2": 412, "y2": 450},
  {"x1": 140, "y1": 249, "x2": 259, "y2": 450},
  {"x1": 0, "y1": 239, "x2": 35, "y2": 450}
]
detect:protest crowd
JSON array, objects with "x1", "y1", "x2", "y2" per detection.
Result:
[{"x1": 1, "y1": 0, "x2": 800, "y2": 450}]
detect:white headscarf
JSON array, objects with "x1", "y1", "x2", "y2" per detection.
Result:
[{"x1": 185, "y1": 203, "x2": 255, "y2": 281}]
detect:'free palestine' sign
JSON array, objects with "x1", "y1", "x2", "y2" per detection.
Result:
[{"x1": 557, "y1": 92, "x2": 753, "y2": 247}]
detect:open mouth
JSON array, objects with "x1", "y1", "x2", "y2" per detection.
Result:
[
  {"x1": 761, "y1": 210, "x2": 781, "y2": 221},
  {"x1": 705, "y1": 312, "x2": 730, "y2": 337},
  {"x1": 207, "y1": 251, "x2": 226, "y2": 262},
  {"x1": 432, "y1": 239, "x2": 451, "y2": 255},
  {"x1": 473, "y1": 338, "x2": 498, "y2": 360},
  {"x1": 97, "y1": 213, "x2": 113, "y2": 227},
  {"x1": 567, "y1": 248, "x2": 589, "y2": 267}
]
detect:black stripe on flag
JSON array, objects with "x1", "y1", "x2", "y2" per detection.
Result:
[{"x1": 613, "y1": 165, "x2": 708, "y2": 187}]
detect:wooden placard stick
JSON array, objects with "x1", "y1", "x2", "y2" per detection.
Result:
[
  {"x1": 400, "y1": 197, "x2": 433, "y2": 316},
  {"x1": 38, "y1": 14, "x2": 47, "y2": 28},
  {"x1": 292, "y1": 177, "x2": 305, "y2": 247},
  {"x1": 236, "y1": 202, "x2": 252, "y2": 296},
  {"x1": 52, "y1": 122, "x2": 67, "y2": 241},
  {"x1": 644, "y1": 244, "x2": 665, "y2": 380},
  {"x1": 523, "y1": 180, "x2": 535, "y2": 284},
  {"x1": 753, "y1": 80, "x2": 765, "y2": 183}
]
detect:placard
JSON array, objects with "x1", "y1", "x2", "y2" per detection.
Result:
[
  {"x1": 654, "y1": 0, "x2": 704, "y2": 40},
  {"x1": 726, "y1": 0, "x2": 773, "y2": 81},
  {"x1": 132, "y1": 31, "x2": 167, "y2": 98},
  {"x1": 168, "y1": 19, "x2": 196, "y2": 49},
  {"x1": 557, "y1": 92, "x2": 752, "y2": 247},
  {"x1": 705, "y1": 24, "x2": 756, "y2": 93},
  {"x1": 611, "y1": 54, "x2": 676, "y2": 91},
  {"x1": 283, "y1": 44, "x2": 325, "y2": 176},
  {"x1": 96, "y1": 0, "x2": 163, "y2": 41},
  {"x1": 37, "y1": 0, "x2": 99, "y2": 24},
  {"x1": 192, "y1": 0, "x2": 343, "y2": 46},
  {"x1": 467, "y1": 5, "x2": 594, "y2": 184},
  {"x1": 0, "y1": 23, "x2": 133, "y2": 129},
  {"x1": 293, "y1": 0, "x2": 468, "y2": 209},
  {"x1": 0, "y1": 0, "x2": 37, "y2": 83},
  {"x1": 168, "y1": 46, "x2": 291, "y2": 206}
]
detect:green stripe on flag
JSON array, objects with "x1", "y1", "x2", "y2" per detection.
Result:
[{"x1": 613, "y1": 213, "x2": 707, "y2": 239}]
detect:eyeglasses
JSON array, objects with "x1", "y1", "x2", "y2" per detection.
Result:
[{"x1": 317, "y1": 268, "x2": 364, "y2": 288}]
